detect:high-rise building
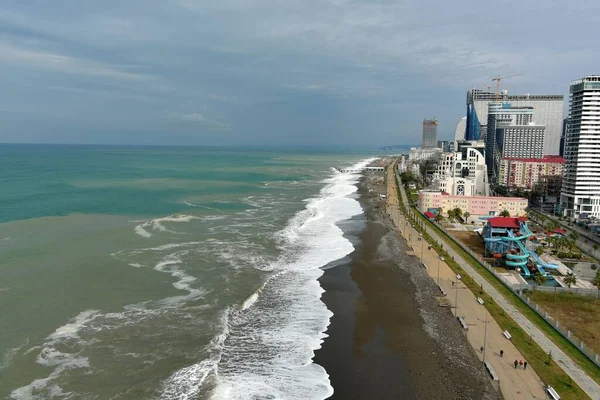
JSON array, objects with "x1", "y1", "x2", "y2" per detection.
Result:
[
  {"x1": 422, "y1": 118, "x2": 438, "y2": 148},
  {"x1": 560, "y1": 76, "x2": 600, "y2": 219},
  {"x1": 464, "y1": 89, "x2": 563, "y2": 155},
  {"x1": 431, "y1": 140, "x2": 489, "y2": 196},
  {"x1": 560, "y1": 118, "x2": 567, "y2": 157},
  {"x1": 486, "y1": 103, "x2": 545, "y2": 182}
]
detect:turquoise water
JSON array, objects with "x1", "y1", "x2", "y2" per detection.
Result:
[{"x1": 0, "y1": 145, "x2": 376, "y2": 399}]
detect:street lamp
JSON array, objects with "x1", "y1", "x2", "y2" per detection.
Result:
[
  {"x1": 476, "y1": 313, "x2": 491, "y2": 367},
  {"x1": 437, "y1": 256, "x2": 444, "y2": 286}
]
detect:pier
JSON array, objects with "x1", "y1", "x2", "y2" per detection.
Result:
[{"x1": 336, "y1": 166, "x2": 384, "y2": 173}]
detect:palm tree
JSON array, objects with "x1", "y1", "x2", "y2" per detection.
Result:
[
  {"x1": 534, "y1": 272, "x2": 547, "y2": 289},
  {"x1": 453, "y1": 207, "x2": 463, "y2": 220},
  {"x1": 593, "y1": 243, "x2": 599, "y2": 253},
  {"x1": 499, "y1": 209, "x2": 510, "y2": 217},
  {"x1": 546, "y1": 220, "x2": 560, "y2": 232},
  {"x1": 564, "y1": 272, "x2": 577, "y2": 288},
  {"x1": 434, "y1": 213, "x2": 444, "y2": 223},
  {"x1": 535, "y1": 246, "x2": 544, "y2": 256},
  {"x1": 464, "y1": 211, "x2": 471, "y2": 223}
]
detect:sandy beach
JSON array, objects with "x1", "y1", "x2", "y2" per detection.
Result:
[{"x1": 314, "y1": 173, "x2": 500, "y2": 399}]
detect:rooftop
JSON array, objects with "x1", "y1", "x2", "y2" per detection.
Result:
[{"x1": 488, "y1": 217, "x2": 522, "y2": 229}]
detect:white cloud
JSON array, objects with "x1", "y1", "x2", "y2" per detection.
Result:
[{"x1": 0, "y1": 41, "x2": 150, "y2": 81}]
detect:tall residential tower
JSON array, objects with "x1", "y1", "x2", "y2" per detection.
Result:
[
  {"x1": 464, "y1": 89, "x2": 563, "y2": 155},
  {"x1": 422, "y1": 118, "x2": 438, "y2": 148},
  {"x1": 560, "y1": 76, "x2": 600, "y2": 218}
]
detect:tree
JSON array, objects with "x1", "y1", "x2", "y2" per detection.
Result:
[
  {"x1": 546, "y1": 220, "x2": 560, "y2": 232},
  {"x1": 535, "y1": 246, "x2": 545, "y2": 256},
  {"x1": 568, "y1": 231, "x2": 580, "y2": 243},
  {"x1": 593, "y1": 270, "x2": 600, "y2": 298},
  {"x1": 447, "y1": 210, "x2": 455, "y2": 222},
  {"x1": 453, "y1": 207, "x2": 463, "y2": 221},
  {"x1": 564, "y1": 272, "x2": 577, "y2": 288},
  {"x1": 534, "y1": 272, "x2": 547, "y2": 289},
  {"x1": 499, "y1": 209, "x2": 510, "y2": 217},
  {"x1": 464, "y1": 211, "x2": 471, "y2": 223},
  {"x1": 593, "y1": 243, "x2": 599, "y2": 253},
  {"x1": 434, "y1": 213, "x2": 444, "y2": 223}
]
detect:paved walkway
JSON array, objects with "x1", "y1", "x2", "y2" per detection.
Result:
[
  {"x1": 390, "y1": 168, "x2": 600, "y2": 400},
  {"x1": 385, "y1": 167, "x2": 547, "y2": 399}
]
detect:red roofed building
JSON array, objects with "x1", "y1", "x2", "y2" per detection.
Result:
[
  {"x1": 488, "y1": 217, "x2": 521, "y2": 229},
  {"x1": 498, "y1": 156, "x2": 564, "y2": 190}
]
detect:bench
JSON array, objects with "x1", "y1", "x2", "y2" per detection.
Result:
[
  {"x1": 439, "y1": 286, "x2": 446, "y2": 296},
  {"x1": 456, "y1": 274, "x2": 462, "y2": 280},
  {"x1": 457, "y1": 316, "x2": 468, "y2": 330},
  {"x1": 477, "y1": 297, "x2": 484, "y2": 305},
  {"x1": 483, "y1": 361, "x2": 498, "y2": 381},
  {"x1": 503, "y1": 330, "x2": 512, "y2": 340},
  {"x1": 546, "y1": 385, "x2": 560, "y2": 400}
]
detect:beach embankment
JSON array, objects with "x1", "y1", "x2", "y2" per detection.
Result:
[{"x1": 314, "y1": 162, "x2": 499, "y2": 400}]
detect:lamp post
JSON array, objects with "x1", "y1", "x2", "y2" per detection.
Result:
[
  {"x1": 477, "y1": 313, "x2": 491, "y2": 367},
  {"x1": 437, "y1": 256, "x2": 444, "y2": 286}
]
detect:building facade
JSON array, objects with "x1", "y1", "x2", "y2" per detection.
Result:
[
  {"x1": 422, "y1": 118, "x2": 438, "y2": 148},
  {"x1": 486, "y1": 103, "x2": 546, "y2": 182},
  {"x1": 465, "y1": 89, "x2": 563, "y2": 155},
  {"x1": 418, "y1": 190, "x2": 528, "y2": 218},
  {"x1": 409, "y1": 147, "x2": 443, "y2": 161},
  {"x1": 498, "y1": 156, "x2": 565, "y2": 189},
  {"x1": 561, "y1": 76, "x2": 600, "y2": 219},
  {"x1": 431, "y1": 140, "x2": 489, "y2": 196},
  {"x1": 437, "y1": 140, "x2": 450, "y2": 152}
]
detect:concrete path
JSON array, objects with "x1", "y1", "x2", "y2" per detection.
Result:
[
  {"x1": 385, "y1": 167, "x2": 547, "y2": 399},
  {"x1": 391, "y1": 168, "x2": 600, "y2": 400}
]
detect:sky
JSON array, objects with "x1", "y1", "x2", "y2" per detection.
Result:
[{"x1": 1, "y1": 0, "x2": 599, "y2": 147}]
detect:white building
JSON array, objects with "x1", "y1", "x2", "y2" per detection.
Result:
[
  {"x1": 431, "y1": 140, "x2": 489, "y2": 196},
  {"x1": 561, "y1": 76, "x2": 600, "y2": 219},
  {"x1": 409, "y1": 147, "x2": 443, "y2": 161},
  {"x1": 466, "y1": 89, "x2": 563, "y2": 155}
]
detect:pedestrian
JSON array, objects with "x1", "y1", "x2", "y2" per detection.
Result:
[
  {"x1": 480, "y1": 346, "x2": 484, "y2": 353},
  {"x1": 524, "y1": 361, "x2": 528, "y2": 370},
  {"x1": 514, "y1": 360, "x2": 518, "y2": 369},
  {"x1": 519, "y1": 359, "x2": 523, "y2": 368},
  {"x1": 500, "y1": 350, "x2": 504, "y2": 358}
]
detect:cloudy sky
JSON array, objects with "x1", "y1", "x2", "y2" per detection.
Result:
[{"x1": 1, "y1": 0, "x2": 598, "y2": 147}]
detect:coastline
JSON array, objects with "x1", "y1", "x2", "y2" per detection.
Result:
[{"x1": 314, "y1": 174, "x2": 499, "y2": 399}]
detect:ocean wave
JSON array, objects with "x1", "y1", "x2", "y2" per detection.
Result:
[
  {"x1": 199, "y1": 157, "x2": 373, "y2": 400},
  {"x1": 133, "y1": 214, "x2": 201, "y2": 238}
]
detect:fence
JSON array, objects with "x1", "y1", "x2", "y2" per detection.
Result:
[{"x1": 396, "y1": 173, "x2": 600, "y2": 368}]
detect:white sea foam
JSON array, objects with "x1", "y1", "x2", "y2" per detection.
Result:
[
  {"x1": 0, "y1": 338, "x2": 29, "y2": 371},
  {"x1": 10, "y1": 310, "x2": 98, "y2": 399},
  {"x1": 133, "y1": 214, "x2": 201, "y2": 238},
  {"x1": 197, "y1": 157, "x2": 374, "y2": 400}
]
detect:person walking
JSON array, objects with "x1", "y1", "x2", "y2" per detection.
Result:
[
  {"x1": 524, "y1": 361, "x2": 528, "y2": 370},
  {"x1": 514, "y1": 360, "x2": 518, "y2": 369},
  {"x1": 519, "y1": 359, "x2": 523, "y2": 369},
  {"x1": 500, "y1": 350, "x2": 504, "y2": 358},
  {"x1": 480, "y1": 346, "x2": 484, "y2": 353}
]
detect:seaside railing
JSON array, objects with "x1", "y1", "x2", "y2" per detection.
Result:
[{"x1": 395, "y1": 172, "x2": 600, "y2": 368}]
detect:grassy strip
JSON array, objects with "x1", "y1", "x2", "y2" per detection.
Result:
[{"x1": 393, "y1": 174, "x2": 595, "y2": 399}]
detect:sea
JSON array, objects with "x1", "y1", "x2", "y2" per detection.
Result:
[{"x1": 0, "y1": 144, "x2": 378, "y2": 399}]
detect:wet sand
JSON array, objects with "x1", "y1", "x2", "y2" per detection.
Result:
[{"x1": 314, "y1": 177, "x2": 500, "y2": 400}]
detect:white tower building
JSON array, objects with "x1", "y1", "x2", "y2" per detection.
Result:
[{"x1": 561, "y1": 76, "x2": 600, "y2": 218}]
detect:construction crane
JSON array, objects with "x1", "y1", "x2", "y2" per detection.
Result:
[{"x1": 492, "y1": 73, "x2": 524, "y2": 100}]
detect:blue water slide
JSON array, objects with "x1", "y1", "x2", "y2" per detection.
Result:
[{"x1": 529, "y1": 250, "x2": 560, "y2": 271}]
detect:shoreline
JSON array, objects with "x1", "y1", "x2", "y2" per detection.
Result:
[{"x1": 314, "y1": 173, "x2": 499, "y2": 399}]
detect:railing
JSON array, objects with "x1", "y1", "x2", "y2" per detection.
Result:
[{"x1": 396, "y1": 173, "x2": 600, "y2": 368}]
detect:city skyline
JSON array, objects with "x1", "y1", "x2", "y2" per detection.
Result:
[{"x1": 1, "y1": 1, "x2": 599, "y2": 146}]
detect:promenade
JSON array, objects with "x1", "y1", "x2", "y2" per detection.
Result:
[
  {"x1": 392, "y1": 177, "x2": 600, "y2": 399},
  {"x1": 385, "y1": 168, "x2": 548, "y2": 399}
]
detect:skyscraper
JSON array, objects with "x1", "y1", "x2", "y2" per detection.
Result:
[
  {"x1": 486, "y1": 103, "x2": 545, "y2": 182},
  {"x1": 422, "y1": 118, "x2": 438, "y2": 148},
  {"x1": 464, "y1": 89, "x2": 563, "y2": 155},
  {"x1": 560, "y1": 76, "x2": 600, "y2": 219}
]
